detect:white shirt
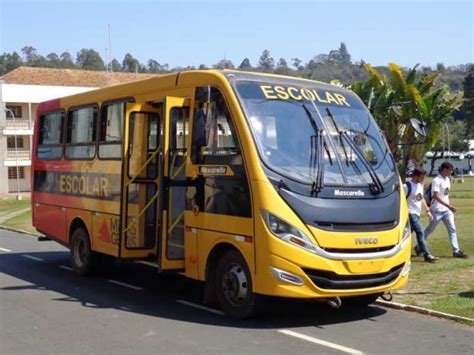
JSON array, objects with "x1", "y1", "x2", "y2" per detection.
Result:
[
  {"x1": 431, "y1": 174, "x2": 451, "y2": 212},
  {"x1": 404, "y1": 181, "x2": 424, "y2": 216}
]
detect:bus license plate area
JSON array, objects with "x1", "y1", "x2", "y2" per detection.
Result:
[{"x1": 343, "y1": 260, "x2": 385, "y2": 274}]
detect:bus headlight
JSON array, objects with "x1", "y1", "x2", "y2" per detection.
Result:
[
  {"x1": 261, "y1": 210, "x2": 317, "y2": 253},
  {"x1": 402, "y1": 220, "x2": 411, "y2": 243}
]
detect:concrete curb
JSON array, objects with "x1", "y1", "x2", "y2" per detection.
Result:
[
  {"x1": 0, "y1": 225, "x2": 40, "y2": 237},
  {"x1": 376, "y1": 299, "x2": 474, "y2": 325}
]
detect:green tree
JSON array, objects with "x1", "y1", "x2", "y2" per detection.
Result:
[
  {"x1": 46, "y1": 53, "x2": 60, "y2": 67},
  {"x1": 147, "y1": 59, "x2": 163, "y2": 73},
  {"x1": 76, "y1": 49, "x2": 105, "y2": 70},
  {"x1": 338, "y1": 43, "x2": 351, "y2": 65},
  {"x1": 21, "y1": 46, "x2": 49, "y2": 67},
  {"x1": 213, "y1": 59, "x2": 234, "y2": 69},
  {"x1": 352, "y1": 63, "x2": 461, "y2": 177},
  {"x1": 436, "y1": 63, "x2": 446, "y2": 72},
  {"x1": 461, "y1": 65, "x2": 474, "y2": 136},
  {"x1": 122, "y1": 53, "x2": 141, "y2": 72},
  {"x1": 328, "y1": 43, "x2": 351, "y2": 65},
  {"x1": 238, "y1": 58, "x2": 252, "y2": 70},
  {"x1": 258, "y1": 49, "x2": 274, "y2": 72},
  {"x1": 275, "y1": 58, "x2": 290, "y2": 75},
  {"x1": 21, "y1": 46, "x2": 38, "y2": 64},
  {"x1": 110, "y1": 58, "x2": 121, "y2": 72},
  {"x1": 0, "y1": 52, "x2": 22, "y2": 75},
  {"x1": 291, "y1": 57, "x2": 303, "y2": 71},
  {"x1": 60, "y1": 51, "x2": 75, "y2": 68}
]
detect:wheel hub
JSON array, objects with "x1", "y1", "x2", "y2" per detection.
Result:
[{"x1": 222, "y1": 264, "x2": 248, "y2": 306}]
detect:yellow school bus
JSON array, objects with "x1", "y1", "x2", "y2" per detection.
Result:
[{"x1": 32, "y1": 70, "x2": 411, "y2": 318}]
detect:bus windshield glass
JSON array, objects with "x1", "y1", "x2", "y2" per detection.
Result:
[{"x1": 234, "y1": 81, "x2": 396, "y2": 187}]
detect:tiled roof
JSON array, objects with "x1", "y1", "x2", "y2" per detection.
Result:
[{"x1": 0, "y1": 66, "x2": 157, "y2": 88}]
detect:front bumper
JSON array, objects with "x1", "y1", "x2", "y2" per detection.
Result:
[{"x1": 256, "y1": 237, "x2": 411, "y2": 299}]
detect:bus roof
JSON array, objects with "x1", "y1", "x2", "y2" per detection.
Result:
[{"x1": 38, "y1": 69, "x2": 351, "y2": 111}]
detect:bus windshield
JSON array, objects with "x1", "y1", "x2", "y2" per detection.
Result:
[{"x1": 234, "y1": 81, "x2": 396, "y2": 187}]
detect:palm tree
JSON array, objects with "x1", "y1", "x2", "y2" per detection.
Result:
[{"x1": 352, "y1": 63, "x2": 461, "y2": 177}]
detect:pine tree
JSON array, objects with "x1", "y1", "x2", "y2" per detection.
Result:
[{"x1": 239, "y1": 58, "x2": 252, "y2": 70}]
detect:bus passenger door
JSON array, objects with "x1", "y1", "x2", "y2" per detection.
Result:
[
  {"x1": 120, "y1": 103, "x2": 162, "y2": 259},
  {"x1": 160, "y1": 97, "x2": 191, "y2": 270}
]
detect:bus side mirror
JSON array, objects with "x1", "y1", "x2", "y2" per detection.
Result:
[
  {"x1": 398, "y1": 118, "x2": 428, "y2": 146},
  {"x1": 410, "y1": 118, "x2": 428, "y2": 137}
]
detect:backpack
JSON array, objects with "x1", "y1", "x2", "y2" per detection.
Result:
[
  {"x1": 424, "y1": 182, "x2": 433, "y2": 207},
  {"x1": 404, "y1": 182, "x2": 412, "y2": 198}
]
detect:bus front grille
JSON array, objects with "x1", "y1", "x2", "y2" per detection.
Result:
[
  {"x1": 313, "y1": 221, "x2": 397, "y2": 232},
  {"x1": 302, "y1": 263, "x2": 404, "y2": 290},
  {"x1": 321, "y1": 245, "x2": 395, "y2": 254}
]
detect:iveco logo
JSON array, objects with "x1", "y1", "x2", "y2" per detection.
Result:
[
  {"x1": 355, "y1": 237, "x2": 379, "y2": 245},
  {"x1": 334, "y1": 189, "x2": 365, "y2": 197}
]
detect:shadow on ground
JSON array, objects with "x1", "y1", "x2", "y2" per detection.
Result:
[
  {"x1": 458, "y1": 291, "x2": 474, "y2": 299},
  {"x1": 0, "y1": 250, "x2": 387, "y2": 329}
]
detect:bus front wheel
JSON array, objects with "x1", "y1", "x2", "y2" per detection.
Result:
[
  {"x1": 215, "y1": 250, "x2": 258, "y2": 319},
  {"x1": 70, "y1": 227, "x2": 96, "y2": 276}
]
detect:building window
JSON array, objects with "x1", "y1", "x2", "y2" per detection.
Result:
[
  {"x1": 99, "y1": 102, "x2": 124, "y2": 159},
  {"x1": 37, "y1": 111, "x2": 64, "y2": 160},
  {"x1": 7, "y1": 136, "x2": 24, "y2": 149},
  {"x1": 6, "y1": 105, "x2": 22, "y2": 119},
  {"x1": 8, "y1": 167, "x2": 25, "y2": 179},
  {"x1": 65, "y1": 105, "x2": 97, "y2": 159}
]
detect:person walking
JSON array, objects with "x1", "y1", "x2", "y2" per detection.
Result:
[
  {"x1": 424, "y1": 162, "x2": 468, "y2": 258},
  {"x1": 405, "y1": 168, "x2": 438, "y2": 262}
]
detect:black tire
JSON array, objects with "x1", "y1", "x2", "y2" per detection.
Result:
[
  {"x1": 215, "y1": 250, "x2": 258, "y2": 319},
  {"x1": 70, "y1": 227, "x2": 96, "y2": 276},
  {"x1": 343, "y1": 293, "x2": 381, "y2": 308}
]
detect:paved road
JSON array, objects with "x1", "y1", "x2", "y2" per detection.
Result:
[{"x1": 0, "y1": 229, "x2": 472, "y2": 354}]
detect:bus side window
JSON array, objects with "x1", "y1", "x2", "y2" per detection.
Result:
[
  {"x1": 169, "y1": 107, "x2": 189, "y2": 179},
  {"x1": 99, "y1": 102, "x2": 124, "y2": 159},
  {"x1": 191, "y1": 87, "x2": 240, "y2": 164},
  {"x1": 128, "y1": 112, "x2": 160, "y2": 179},
  {"x1": 65, "y1": 105, "x2": 98, "y2": 160},
  {"x1": 37, "y1": 111, "x2": 64, "y2": 160}
]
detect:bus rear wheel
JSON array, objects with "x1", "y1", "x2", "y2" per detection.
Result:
[
  {"x1": 70, "y1": 227, "x2": 96, "y2": 276},
  {"x1": 215, "y1": 250, "x2": 257, "y2": 319}
]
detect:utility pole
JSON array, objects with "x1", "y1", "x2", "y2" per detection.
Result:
[{"x1": 108, "y1": 24, "x2": 112, "y2": 73}]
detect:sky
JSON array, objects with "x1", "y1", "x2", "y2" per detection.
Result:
[{"x1": 0, "y1": 0, "x2": 472, "y2": 69}]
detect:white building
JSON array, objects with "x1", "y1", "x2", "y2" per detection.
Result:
[{"x1": 0, "y1": 67, "x2": 154, "y2": 194}]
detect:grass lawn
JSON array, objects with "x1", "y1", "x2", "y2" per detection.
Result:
[
  {"x1": 0, "y1": 197, "x2": 31, "y2": 214},
  {"x1": 395, "y1": 176, "x2": 474, "y2": 321},
  {"x1": 0, "y1": 177, "x2": 472, "y2": 320},
  {"x1": 0, "y1": 209, "x2": 37, "y2": 234}
]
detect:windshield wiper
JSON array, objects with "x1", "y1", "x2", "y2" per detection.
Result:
[
  {"x1": 310, "y1": 131, "x2": 325, "y2": 193},
  {"x1": 325, "y1": 108, "x2": 362, "y2": 177},
  {"x1": 326, "y1": 108, "x2": 350, "y2": 167},
  {"x1": 326, "y1": 108, "x2": 384, "y2": 194},
  {"x1": 303, "y1": 104, "x2": 325, "y2": 193}
]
